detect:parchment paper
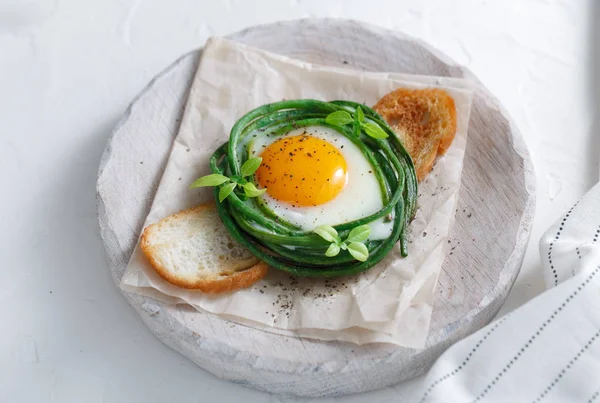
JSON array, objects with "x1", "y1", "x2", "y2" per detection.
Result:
[{"x1": 120, "y1": 37, "x2": 473, "y2": 347}]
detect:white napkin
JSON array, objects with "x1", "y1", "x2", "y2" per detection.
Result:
[{"x1": 417, "y1": 182, "x2": 600, "y2": 402}]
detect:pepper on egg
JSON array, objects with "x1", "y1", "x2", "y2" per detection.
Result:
[
  {"x1": 249, "y1": 126, "x2": 391, "y2": 239},
  {"x1": 255, "y1": 134, "x2": 348, "y2": 206}
]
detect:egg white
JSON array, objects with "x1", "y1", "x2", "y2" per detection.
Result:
[{"x1": 247, "y1": 126, "x2": 393, "y2": 240}]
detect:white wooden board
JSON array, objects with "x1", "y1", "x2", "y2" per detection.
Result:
[{"x1": 96, "y1": 19, "x2": 535, "y2": 397}]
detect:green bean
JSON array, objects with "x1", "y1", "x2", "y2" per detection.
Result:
[{"x1": 205, "y1": 99, "x2": 417, "y2": 277}]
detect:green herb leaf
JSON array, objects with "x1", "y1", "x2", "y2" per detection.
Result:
[
  {"x1": 241, "y1": 157, "x2": 262, "y2": 177},
  {"x1": 352, "y1": 107, "x2": 361, "y2": 138},
  {"x1": 242, "y1": 182, "x2": 267, "y2": 198},
  {"x1": 325, "y1": 243, "x2": 341, "y2": 257},
  {"x1": 313, "y1": 225, "x2": 338, "y2": 243},
  {"x1": 346, "y1": 225, "x2": 371, "y2": 243},
  {"x1": 190, "y1": 174, "x2": 230, "y2": 188},
  {"x1": 325, "y1": 111, "x2": 353, "y2": 126},
  {"x1": 218, "y1": 182, "x2": 237, "y2": 202},
  {"x1": 347, "y1": 242, "x2": 369, "y2": 262},
  {"x1": 356, "y1": 106, "x2": 365, "y2": 123},
  {"x1": 340, "y1": 243, "x2": 348, "y2": 250},
  {"x1": 363, "y1": 122, "x2": 389, "y2": 139},
  {"x1": 230, "y1": 175, "x2": 246, "y2": 185}
]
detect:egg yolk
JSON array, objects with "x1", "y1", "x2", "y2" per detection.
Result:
[{"x1": 255, "y1": 134, "x2": 348, "y2": 207}]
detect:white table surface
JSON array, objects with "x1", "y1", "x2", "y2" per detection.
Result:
[{"x1": 0, "y1": 0, "x2": 596, "y2": 402}]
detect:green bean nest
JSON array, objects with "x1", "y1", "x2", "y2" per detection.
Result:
[{"x1": 207, "y1": 99, "x2": 417, "y2": 278}]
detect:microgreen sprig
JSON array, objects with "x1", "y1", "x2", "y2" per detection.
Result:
[
  {"x1": 325, "y1": 106, "x2": 388, "y2": 139},
  {"x1": 190, "y1": 157, "x2": 267, "y2": 202},
  {"x1": 313, "y1": 224, "x2": 371, "y2": 262}
]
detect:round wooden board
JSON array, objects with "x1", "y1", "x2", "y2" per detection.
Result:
[{"x1": 96, "y1": 19, "x2": 535, "y2": 397}]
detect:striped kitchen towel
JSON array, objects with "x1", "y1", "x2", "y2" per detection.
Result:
[{"x1": 418, "y1": 182, "x2": 600, "y2": 402}]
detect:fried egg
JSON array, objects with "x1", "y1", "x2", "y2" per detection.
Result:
[{"x1": 247, "y1": 126, "x2": 393, "y2": 240}]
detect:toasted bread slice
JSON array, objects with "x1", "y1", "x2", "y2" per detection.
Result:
[
  {"x1": 373, "y1": 88, "x2": 457, "y2": 181},
  {"x1": 141, "y1": 203, "x2": 267, "y2": 293}
]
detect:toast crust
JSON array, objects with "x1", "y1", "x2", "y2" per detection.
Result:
[
  {"x1": 373, "y1": 88, "x2": 457, "y2": 181},
  {"x1": 140, "y1": 203, "x2": 268, "y2": 293}
]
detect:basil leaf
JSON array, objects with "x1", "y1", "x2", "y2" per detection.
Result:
[
  {"x1": 353, "y1": 107, "x2": 361, "y2": 138},
  {"x1": 325, "y1": 111, "x2": 353, "y2": 126},
  {"x1": 346, "y1": 224, "x2": 371, "y2": 243},
  {"x1": 230, "y1": 175, "x2": 246, "y2": 185},
  {"x1": 313, "y1": 225, "x2": 338, "y2": 243},
  {"x1": 347, "y1": 242, "x2": 369, "y2": 262},
  {"x1": 242, "y1": 182, "x2": 267, "y2": 198},
  {"x1": 190, "y1": 174, "x2": 230, "y2": 188},
  {"x1": 241, "y1": 157, "x2": 262, "y2": 177},
  {"x1": 356, "y1": 106, "x2": 365, "y2": 123},
  {"x1": 363, "y1": 122, "x2": 389, "y2": 139},
  {"x1": 325, "y1": 243, "x2": 341, "y2": 257},
  {"x1": 218, "y1": 182, "x2": 237, "y2": 202}
]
